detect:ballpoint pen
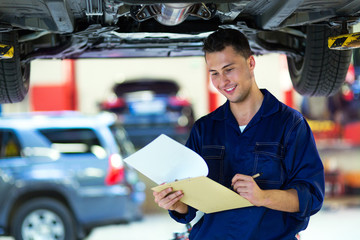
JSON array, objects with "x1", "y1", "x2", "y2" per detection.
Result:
[{"x1": 252, "y1": 173, "x2": 262, "y2": 179}]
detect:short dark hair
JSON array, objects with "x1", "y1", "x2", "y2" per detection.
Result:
[{"x1": 203, "y1": 28, "x2": 252, "y2": 58}]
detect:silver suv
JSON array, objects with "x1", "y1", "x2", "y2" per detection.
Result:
[{"x1": 0, "y1": 111, "x2": 145, "y2": 240}]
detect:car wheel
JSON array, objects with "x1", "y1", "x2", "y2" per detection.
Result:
[
  {"x1": 287, "y1": 25, "x2": 352, "y2": 96},
  {"x1": 0, "y1": 31, "x2": 30, "y2": 103},
  {"x1": 11, "y1": 198, "x2": 76, "y2": 240}
]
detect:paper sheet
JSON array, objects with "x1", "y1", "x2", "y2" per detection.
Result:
[{"x1": 123, "y1": 134, "x2": 208, "y2": 185}]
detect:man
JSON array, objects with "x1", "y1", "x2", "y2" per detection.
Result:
[{"x1": 153, "y1": 28, "x2": 324, "y2": 240}]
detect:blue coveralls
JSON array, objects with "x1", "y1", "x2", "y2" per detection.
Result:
[{"x1": 170, "y1": 89, "x2": 325, "y2": 240}]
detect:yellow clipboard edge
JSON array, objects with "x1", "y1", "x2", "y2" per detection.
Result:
[{"x1": 152, "y1": 176, "x2": 253, "y2": 213}]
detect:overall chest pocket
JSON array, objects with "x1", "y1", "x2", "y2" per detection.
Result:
[
  {"x1": 254, "y1": 142, "x2": 285, "y2": 188},
  {"x1": 201, "y1": 145, "x2": 225, "y2": 183}
]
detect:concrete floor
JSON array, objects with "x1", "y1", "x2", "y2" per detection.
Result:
[
  {"x1": 0, "y1": 206, "x2": 359, "y2": 240},
  {"x1": 86, "y1": 206, "x2": 360, "y2": 240},
  {"x1": 300, "y1": 207, "x2": 360, "y2": 240}
]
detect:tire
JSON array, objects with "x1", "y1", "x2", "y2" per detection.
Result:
[
  {"x1": 287, "y1": 25, "x2": 352, "y2": 96},
  {"x1": 11, "y1": 198, "x2": 76, "y2": 240},
  {"x1": 0, "y1": 31, "x2": 30, "y2": 103}
]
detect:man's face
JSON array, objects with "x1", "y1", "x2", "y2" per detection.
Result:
[{"x1": 206, "y1": 45, "x2": 255, "y2": 104}]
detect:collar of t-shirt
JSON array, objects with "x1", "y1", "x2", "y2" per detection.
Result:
[{"x1": 239, "y1": 125, "x2": 247, "y2": 132}]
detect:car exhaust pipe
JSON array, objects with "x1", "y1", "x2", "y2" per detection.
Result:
[
  {"x1": 153, "y1": 3, "x2": 193, "y2": 26},
  {"x1": 131, "y1": 3, "x2": 216, "y2": 26}
]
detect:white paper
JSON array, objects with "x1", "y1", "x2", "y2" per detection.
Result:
[{"x1": 124, "y1": 134, "x2": 208, "y2": 185}]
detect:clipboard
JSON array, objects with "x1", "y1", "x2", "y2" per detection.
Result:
[
  {"x1": 124, "y1": 134, "x2": 253, "y2": 214},
  {"x1": 151, "y1": 176, "x2": 253, "y2": 213}
]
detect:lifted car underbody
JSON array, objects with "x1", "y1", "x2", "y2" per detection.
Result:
[{"x1": 0, "y1": 0, "x2": 359, "y2": 103}]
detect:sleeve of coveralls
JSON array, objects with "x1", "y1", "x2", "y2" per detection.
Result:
[
  {"x1": 169, "y1": 206, "x2": 197, "y2": 223},
  {"x1": 283, "y1": 117, "x2": 325, "y2": 220}
]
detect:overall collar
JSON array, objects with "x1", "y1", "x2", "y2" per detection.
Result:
[{"x1": 212, "y1": 89, "x2": 280, "y2": 130}]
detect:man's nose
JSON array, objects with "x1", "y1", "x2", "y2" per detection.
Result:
[{"x1": 219, "y1": 73, "x2": 229, "y2": 85}]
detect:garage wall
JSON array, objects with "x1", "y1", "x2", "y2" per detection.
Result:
[
  {"x1": 2, "y1": 54, "x2": 288, "y2": 118},
  {"x1": 75, "y1": 54, "x2": 285, "y2": 119}
]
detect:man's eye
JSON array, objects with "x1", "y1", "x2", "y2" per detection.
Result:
[
  {"x1": 211, "y1": 72, "x2": 218, "y2": 76},
  {"x1": 225, "y1": 68, "x2": 233, "y2": 73}
]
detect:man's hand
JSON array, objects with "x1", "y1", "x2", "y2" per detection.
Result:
[
  {"x1": 231, "y1": 173, "x2": 264, "y2": 206},
  {"x1": 153, "y1": 187, "x2": 189, "y2": 214},
  {"x1": 231, "y1": 173, "x2": 300, "y2": 213}
]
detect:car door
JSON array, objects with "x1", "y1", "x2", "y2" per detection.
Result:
[
  {"x1": 0, "y1": 129, "x2": 27, "y2": 224},
  {"x1": 0, "y1": 128, "x2": 27, "y2": 181},
  {"x1": 38, "y1": 127, "x2": 108, "y2": 187},
  {"x1": 38, "y1": 127, "x2": 114, "y2": 220}
]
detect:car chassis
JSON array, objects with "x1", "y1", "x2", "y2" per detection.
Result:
[{"x1": 0, "y1": 0, "x2": 359, "y2": 103}]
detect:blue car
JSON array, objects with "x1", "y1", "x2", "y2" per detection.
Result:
[
  {"x1": 0, "y1": 111, "x2": 145, "y2": 240},
  {"x1": 100, "y1": 78, "x2": 195, "y2": 149}
]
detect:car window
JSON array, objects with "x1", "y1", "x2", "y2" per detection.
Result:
[
  {"x1": 0, "y1": 129, "x2": 22, "y2": 159},
  {"x1": 114, "y1": 80, "x2": 179, "y2": 96},
  {"x1": 109, "y1": 124, "x2": 135, "y2": 157},
  {"x1": 38, "y1": 128, "x2": 105, "y2": 156}
]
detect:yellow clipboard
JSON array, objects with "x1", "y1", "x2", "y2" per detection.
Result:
[{"x1": 152, "y1": 176, "x2": 253, "y2": 214}]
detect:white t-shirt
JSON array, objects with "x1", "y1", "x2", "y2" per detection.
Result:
[{"x1": 239, "y1": 125, "x2": 247, "y2": 132}]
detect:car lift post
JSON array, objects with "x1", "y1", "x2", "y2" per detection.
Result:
[
  {"x1": 328, "y1": 21, "x2": 360, "y2": 50},
  {"x1": 0, "y1": 43, "x2": 13, "y2": 59}
]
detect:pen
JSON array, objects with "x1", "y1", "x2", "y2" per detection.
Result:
[
  {"x1": 252, "y1": 173, "x2": 262, "y2": 179},
  {"x1": 231, "y1": 173, "x2": 262, "y2": 187}
]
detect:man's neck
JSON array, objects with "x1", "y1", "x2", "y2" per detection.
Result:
[{"x1": 230, "y1": 89, "x2": 264, "y2": 126}]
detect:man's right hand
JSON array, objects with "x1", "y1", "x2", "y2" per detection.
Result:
[{"x1": 153, "y1": 187, "x2": 188, "y2": 214}]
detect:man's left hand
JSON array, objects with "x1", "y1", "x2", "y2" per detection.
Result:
[
  {"x1": 231, "y1": 173, "x2": 264, "y2": 206},
  {"x1": 231, "y1": 173, "x2": 300, "y2": 212}
]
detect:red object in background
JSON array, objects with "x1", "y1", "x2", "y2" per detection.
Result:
[
  {"x1": 208, "y1": 91, "x2": 218, "y2": 112},
  {"x1": 31, "y1": 85, "x2": 74, "y2": 111},
  {"x1": 31, "y1": 60, "x2": 77, "y2": 111},
  {"x1": 283, "y1": 88, "x2": 294, "y2": 108},
  {"x1": 345, "y1": 63, "x2": 355, "y2": 84},
  {"x1": 279, "y1": 55, "x2": 294, "y2": 108},
  {"x1": 207, "y1": 69, "x2": 219, "y2": 113},
  {"x1": 343, "y1": 122, "x2": 360, "y2": 145},
  {"x1": 105, "y1": 154, "x2": 125, "y2": 185},
  {"x1": 101, "y1": 97, "x2": 126, "y2": 110},
  {"x1": 308, "y1": 120, "x2": 342, "y2": 141},
  {"x1": 63, "y1": 59, "x2": 77, "y2": 110},
  {"x1": 169, "y1": 96, "x2": 191, "y2": 107}
]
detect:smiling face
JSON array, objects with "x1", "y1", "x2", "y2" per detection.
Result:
[{"x1": 206, "y1": 45, "x2": 256, "y2": 104}]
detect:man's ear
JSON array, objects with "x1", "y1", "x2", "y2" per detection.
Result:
[{"x1": 248, "y1": 55, "x2": 255, "y2": 69}]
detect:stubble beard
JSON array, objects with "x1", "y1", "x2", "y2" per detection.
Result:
[{"x1": 227, "y1": 85, "x2": 252, "y2": 104}]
